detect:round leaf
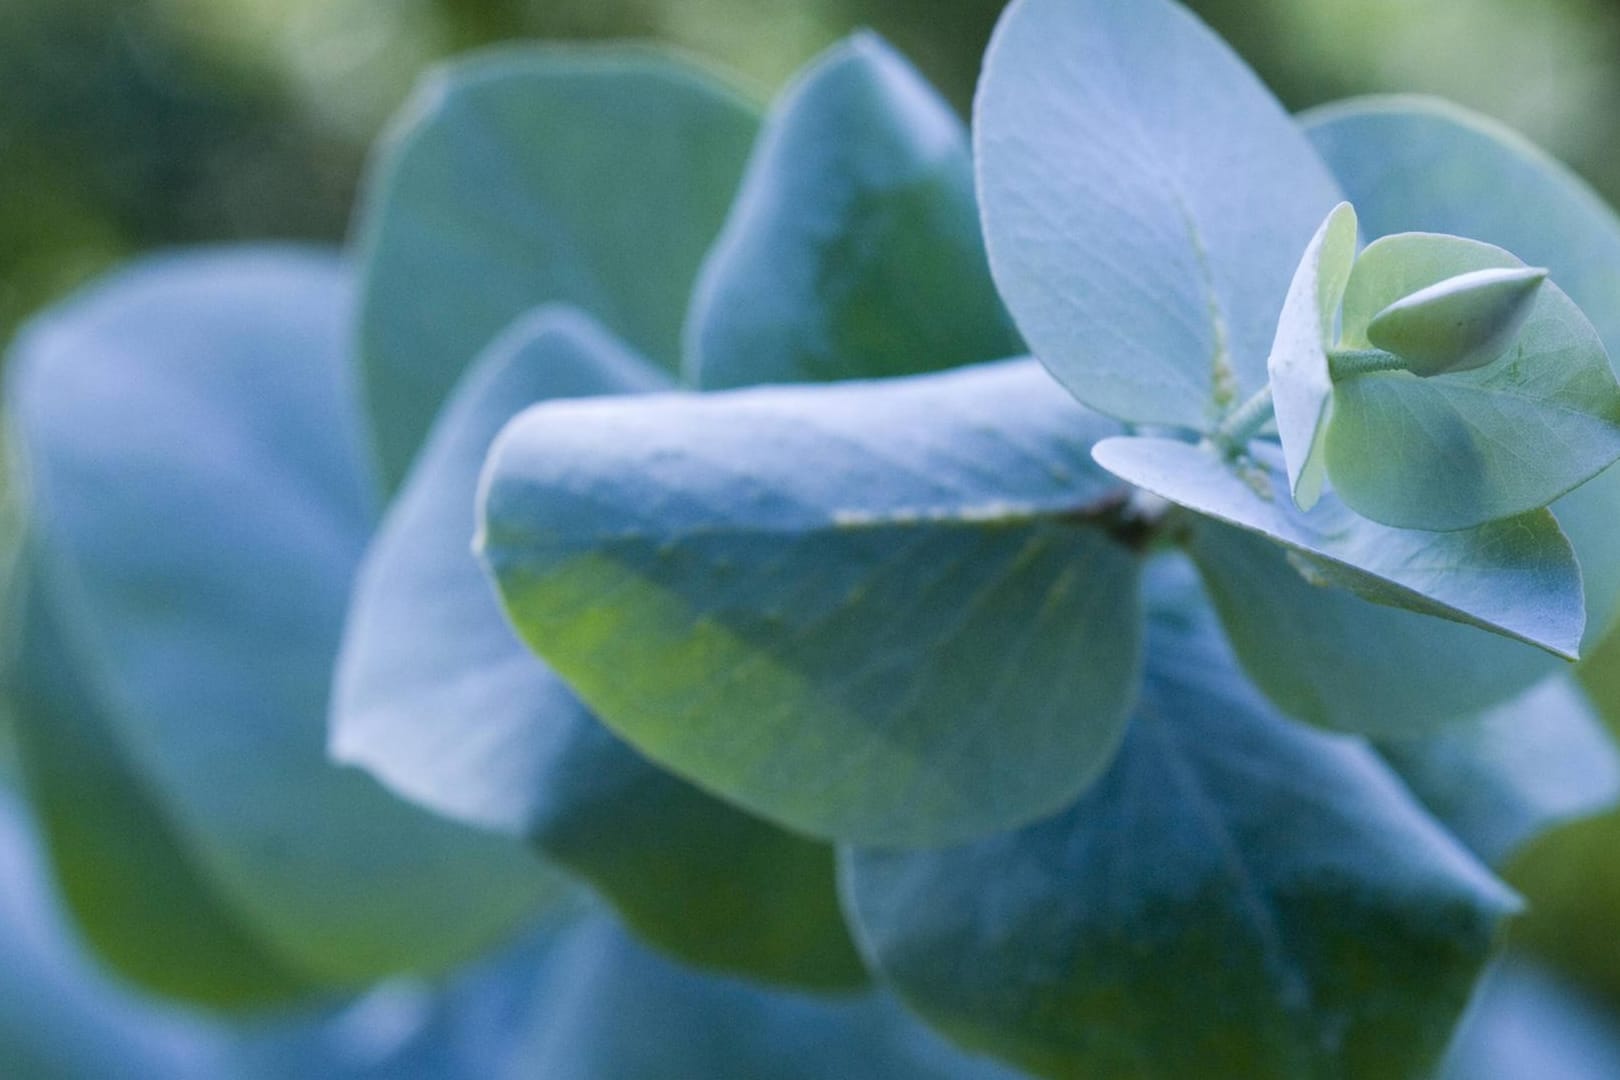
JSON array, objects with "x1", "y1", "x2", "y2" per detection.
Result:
[
  {"x1": 480, "y1": 360, "x2": 1143, "y2": 846},
  {"x1": 355, "y1": 46, "x2": 760, "y2": 487},
  {"x1": 975, "y1": 0, "x2": 1342, "y2": 429}
]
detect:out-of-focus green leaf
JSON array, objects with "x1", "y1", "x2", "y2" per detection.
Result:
[
  {"x1": 975, "y1": 0, "x2": 1341, "y2": 430},
  {"x1": 1326, "y1": 233, "x2": 1620, "y2": 532},
  {"x1": 1304, "y1": 96, "x2": 1620, "y2": 646},
  {"x1": 1381, "y1": 676, "x2": 1620, "y2": 868},
  {"x1": 0, "y1": 783, "x2": 224, "y2": 1078},
  {"x1": 9, "y1": 567, "x2": 315, "y2": 1006},
  {"x1": 480, "y1": 359, "x2": 1142, "y2": 846},
  {"x1": 355, "y1": 45, "x2": 760, "y2": 487},
  {"x1": 843, "y1": 557, "x2": 1516, "y2": 1080},
  {"x1": 5, "y1": 250, "x2": 559, "y2": 1003},
  {"x1": 686, "y1": 32, "x2": 1018, "y2": 390},
  {"x1": 1092, "y1": 435, "x2": 1583, "y2": 660},
  {"x1": 1186, "y1": 521, "x2": 1558, "y2": 734},
  {"x1": 1266, "y1": 201, "x2": 1355, "y2": 509},
  {"x1": 1503, "y1": 628, "x2": 1620, "y2": 999},
  {"x1": 332, "y1": 306, "x2": 863, "y2": 990}
]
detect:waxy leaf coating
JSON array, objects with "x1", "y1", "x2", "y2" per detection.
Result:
[
  {"x1": 332, "y1": 306, "x2": 864, "y2": 990},
  {"x1": 480, "y1": 359, "x2": 1143, "y2": 846},
  {"x1": 843, "y1": 559, "x2": 1517, "y2": 1080},
  {"x1": 686, "y1": 32, "x2": 1019, "y2": 390},
  {"x1": 1092, "y1": 435, "x2": 1584, "y2": 658},
  {"x1": 975, "y1": 0, "x2": 1341, "y2": 430},
  {"x1": 356, "y1": 46, "x2": 759, "y2": 487}
]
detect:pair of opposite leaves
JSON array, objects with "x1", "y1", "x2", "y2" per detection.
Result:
[{"x1": 1266, "y1": 200, "x2": 1616, "y2": 532}]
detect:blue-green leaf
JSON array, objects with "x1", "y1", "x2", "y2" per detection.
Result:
[
  {"x1": 355, "y1": 46, "x2": 760, "y2": 488},
  {"x1": 1186, "y1": 520, "x2": 1559, "y2": 734},
  {"x1": 4, "y1": 251, "x2": 559, "y2": 1001},
  {"x1": 842, "y1": 557, "x2": 1517, "y2": 1080},
  {"x1": 1327, "y1": 233, "x2": 1620, "y2": 532},
  {"x1": 1093, "y1": 435, "x2": 1583, "y2": 658},
  {"x1": 975, "y1": 0, "x2": 1342, "y2": 430},
  {"x1": 1381, "y1": 675, "x2": 1620, "y2": 868},
  {"x1": 685, "y1": 33, "x2": 1018, "y2": 390},
  {"x1": 480, "y1": 359, "x2": 1143, "y2": 846},
  {"x1": 1267, "y1": 201, "x2": 1357, "y2": 508},
  {"x1": 331, "y1": 306, "x2": 863, "y2": 990},
  {"x1": 1304, "y1": 96, "x2": 1620, "y2": 645}
]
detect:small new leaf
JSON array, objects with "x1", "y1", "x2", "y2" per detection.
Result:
[
  {"x1": 1366, "y1": 265, "x2": 1548, "y2": 376},
  {"x1": 1267, "y1": 201, "x2": 1356, "y2": 509},
  {"x1": 1328, "y1": 233, "x2": 1620, "y2": 531}
]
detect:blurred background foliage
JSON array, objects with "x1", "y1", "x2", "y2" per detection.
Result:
[{"x1": 5, "y1": 0, "x2": 1620, "y2": 339}]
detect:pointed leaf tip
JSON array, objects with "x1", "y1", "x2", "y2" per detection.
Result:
[{"x1": 1367, "y1": 264, "x2": 1550, "y2": 376}]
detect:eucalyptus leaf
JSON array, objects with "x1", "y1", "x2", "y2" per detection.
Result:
[
  {"x1": 5, "y1": 251, "x2": 559, "y2": 997},
  {"x1": 1092, "y1": 435, "x2": 1584, "y2": 658},
  {"x1": 355, "y1": 45, "x2": 759, "y2": 487},
  {"x1": 685, "y1": 32, "x2": 1018, "y2": 390},
  {"x1": 842, "y1": 557, "x2": 1517, "y2": 1080},
  {"x1": 480, "y1": 359, "x2": 1142, "y2": 846},
  {"x1": 1365, "y1": 266, "x2": 1548, "y2": 377},
  {"x1": 1380, "y1": 675, "x2": 1620, "y2": 868},
  {"x1": 1267, "y1": 200, "x2": 1356, "y2": 508},
  {"x1": 975, "y1": 0, "x2": 1341, "y2": 430},
  {"x1": 1185, "y1": 520, "x2": 1559, "y2": 734},
  {"x1": 1327, "y1": 234, "x2": 1620, "y2": 531},
  {"x1": 1304, "y1": 96, "x2": 1620, "y2": 644},
  {"x1": 332, "y1": 305, "x2": 863, "y2": 990}
]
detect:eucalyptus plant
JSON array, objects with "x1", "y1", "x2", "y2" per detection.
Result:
[{"x1": 8, "y1": 0, "x2": 1620, "y2": 1076}]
